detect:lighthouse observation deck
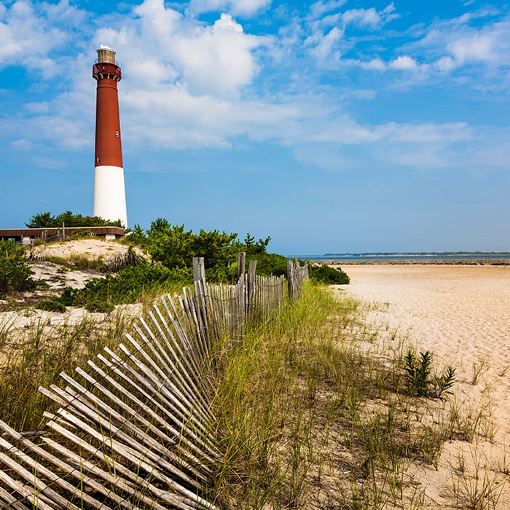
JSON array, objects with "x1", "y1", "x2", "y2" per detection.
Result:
[
  {"x1": 93, "y1": 45, "x2": 122, "y2": 81},
  {"x1": 97, "y1": 45, "x2": 117, "y2": 64}
]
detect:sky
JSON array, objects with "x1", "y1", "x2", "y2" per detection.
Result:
[{"x1": 1, "y1": 0, "x2": 509, "y2": 254}]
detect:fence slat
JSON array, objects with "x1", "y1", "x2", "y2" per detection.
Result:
[{"x1": 0, "y1": 255, "x2": 308, "y2": 509}]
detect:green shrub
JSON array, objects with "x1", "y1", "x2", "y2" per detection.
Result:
[
  {"x1": 26, "y1": 211, "x2": 122, "y2": 228},
  {"x1": 0, "y1": 241, "x2": 35, "y2": 297},
  {"x1": 0, "y1": 240, "x2": 25, "y2": 260},
  {"x1": 249, "y1": 253, "x2": 288, "y2": 277},
  {"x1": 404, "y1": 350, "x2": 456, "y2": 398},
  {"x1": 126, "y1": 220, "x2": 280, "y2": 282},
  {"x1": 68, "y1": 230, "x2": 93, "y2": 240},
  {"x1": 84, "y1": 300, "x2": 115, "y2": 314},
  {"x1": 309, "y1": 264, "x2": 350, "y2": 285},
  {"x1": 36, "y1": 300, "x2": 67, "y2": 313},
  {"x1": 58, "y1": 263, "x2": 192, "y2": 309}
]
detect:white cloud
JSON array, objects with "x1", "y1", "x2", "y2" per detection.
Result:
[
  {"x1": 342, "y1": 3, "x2": 397, "y2": 29},
  {"x1": 187, "y1": 0, "x2": 270, "y2": 17},
  {"x1": 407, "y1": 13, "x2": 510, "y2": 75},
  {"x1": 0, "y1": 0, "x2": 501, "y2": 180},
  {"x1": 448, "y1": 33, "x2": 497, "y2": 64},
  {"x1": 305, "y1": 2, "x2": 398, "y2": 66},
  {"x1": 309, "y1": 26, "x2": 343, "y2": 63},
  {"x1": 340, "y1": 9, "x2": 510, "y2": 84},
  {"x1": 342, "y1": 8, "x2": 381, "y2": 29},
  {"x1": 389, "y1": 55, "x2": 418, "y2": 71},
  {"x1": 0, "y1": 0, "x2": 85, "y2": 73},
  {"x1": 309, "y1": 0, "x2": 347, "y2": 20},
  {"x1": 94, "y1": 1, "x2": 267, "y2": 99}
]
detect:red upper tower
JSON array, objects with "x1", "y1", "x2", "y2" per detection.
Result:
[{"x1": 92, "y1": 46, "x2": 123, "y2": 168}]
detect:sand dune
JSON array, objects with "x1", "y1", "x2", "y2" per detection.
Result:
[{"x1": 340, "y1": 264, "x2": 510, "y2": 508}]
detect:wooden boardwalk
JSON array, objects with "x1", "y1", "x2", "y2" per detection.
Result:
[{"x1": 0, "y1": 257, "x2": 308, "y2": 509}]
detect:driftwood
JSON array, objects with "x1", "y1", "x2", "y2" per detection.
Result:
[{"x1": 0, "y1": 256, "x2": 307, "y2": 509}]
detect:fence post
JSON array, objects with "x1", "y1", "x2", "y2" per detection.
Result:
[
  {"x1": 287, "y1": 259, "x2": 295, "y2": 299},
  {"x1": 247, "y1": 260, "x2": 257, "y2": 313},
  {"x1": 237, "y1": 252, "x2": 246, "y2": 280},
  {"x1": 193, "y1": 257, "x2": 206, "y2": 285}
]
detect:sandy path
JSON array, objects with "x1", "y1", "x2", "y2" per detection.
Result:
[{"x1": 339, "y1": 264, "x2": 510, "y2": 507}]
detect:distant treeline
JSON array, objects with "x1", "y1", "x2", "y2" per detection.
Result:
[{"x1": 26, "y1": 211, "x2": 122, "y2": 228}]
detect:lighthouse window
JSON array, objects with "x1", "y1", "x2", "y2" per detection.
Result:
[{"x1": 114, "y1": 131, "x2": 120, "y2": 137}]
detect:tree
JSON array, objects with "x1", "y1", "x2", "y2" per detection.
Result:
[
  {"x1": 26, "y1": 212, "x2": 56, "y2": 228},
  {"x1": 26, "y1": 211, "x2": 122, "y2": 228},
  {"x1": 244, "y1": 233, "x2": 271, "y2": 255}
]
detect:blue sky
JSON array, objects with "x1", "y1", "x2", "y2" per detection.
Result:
[{"x1": 1, "y1": 0, "x2": 509, "y2": 254}]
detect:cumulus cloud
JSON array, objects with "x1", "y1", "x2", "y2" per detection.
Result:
[
  {"x1": 187, "y1": 0, "x2": 270, "y2": 17},
  {"x1": 389, "y1": 55, "x2": 419, "y2": 71},
  {"x1": 0, "y1": 0, "x2": 86, "y2": 73},
  {"x1": 95, "y1": 1, "x2": 267, "y2": 99}
]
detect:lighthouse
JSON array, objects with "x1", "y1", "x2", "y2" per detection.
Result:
[{"x1": 92, "y1": 45, "x2": 128, "y2": 227}]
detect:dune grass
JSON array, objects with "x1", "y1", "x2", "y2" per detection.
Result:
[
  {"x1": 0, "y1": 309, "x2": 135, "y2": 431},
  {"x1": 0, "y1": 280, "x2": 498, "y2": 508},
  {"x1": 207, "y1": 282, "x2": 468, "y2": 509}
]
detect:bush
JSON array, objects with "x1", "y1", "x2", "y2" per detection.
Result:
[
  {"x1": 0, "y1": 241, "x2": 35, "y2": 298},
  {"x1": 58, "y1": 263, "x2": 192, "y2": 309},
  {"x1": 84, "y1": 300, "x2": 115, "y2": 314},
  {"x1": 127, "y1": 220, "x2": 279, "y2": 282},
  {"x1": 309, "y1": 264, "x2": 350, "y2": 285},
  {"x1": 404, "y1": 350, "x2": 456, "y2": 398},
  {"x1": 36, "y1": 300, "x2": 67, "y2": 313},
  {"x1": 249, "y1": 253, "x2": 288, "y2": 277},
  {"x1": 26, "y1": 211, "x2": 122, "y2": 228},
  {"x1": 136, "y1": 219, "x2": 238, "y2": 272}
]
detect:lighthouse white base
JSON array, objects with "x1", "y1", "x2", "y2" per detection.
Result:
[{"x1": 94, "y1": 165, "x2": 128, "y2": 227}]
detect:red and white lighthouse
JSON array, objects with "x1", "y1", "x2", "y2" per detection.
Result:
[{"x1": 92, "y1": 45, "x2": 127, "y2": 227}]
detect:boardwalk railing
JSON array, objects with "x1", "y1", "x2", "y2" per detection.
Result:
[{"x1": 0, "y1": 256, "x2": 307, "y2": 509}]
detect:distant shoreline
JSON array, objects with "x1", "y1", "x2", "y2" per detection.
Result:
[
  {"x1": 320, "y1": 259, "x2": 510, "y2": 265},
  {"x1": 289, "y1": 252, "x2": 510, "y2": 265}
]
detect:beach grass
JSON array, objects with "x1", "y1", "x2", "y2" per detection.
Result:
[
  {"x1": 0, "y1": 279, "x2": 499, "y2": 508},
  {"x1": 207, "y1": 282, "x2": 471, "y2": 509}
]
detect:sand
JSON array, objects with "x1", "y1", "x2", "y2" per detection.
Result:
[
  {"x1": 337, "y1": 264, "x2": 510, "y2": 507},
  {"x1": 31, "y1": 238, "x2": 147, "y2": 263}
]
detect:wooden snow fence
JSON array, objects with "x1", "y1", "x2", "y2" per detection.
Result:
[
  {"x1": 287, "y1": 259, "x2": 309, "y2": 299},
  {"x1": 0, "y1": 256, "x2": 307, "y2": 509}
]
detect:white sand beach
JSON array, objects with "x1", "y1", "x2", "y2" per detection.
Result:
[{"x1": 340, "y1": 264, "x2": 510, "y2": 507}]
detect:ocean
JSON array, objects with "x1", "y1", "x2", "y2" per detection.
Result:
[{"x1": 293, "y1": 252, "x2": 510, "y2": 263}]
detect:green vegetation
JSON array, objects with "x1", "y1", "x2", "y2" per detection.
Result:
[
  {"x1": 36, "y1": 299, "x2": 67, "y2": 313},
  {"x1": 127, "y1": 218, "x2": 349, "y2": 283},
  {"x1": 309, "y1": 263, "x2": 350, "y2": 284},
  {"x1": 209, "y1": 284, "x2": 462, "y2": 508},
  {"x1": 56, "y1": 219, "x2": 350, "y2": 310},
  {"x1": 22, "y1": 214, "x2": 347, "y2": 312},
  {"x1": 0, "y1": 241, "x2": 35, "y2": 298},
  {"x1": 127, "y1": 219, "x2": 238, "y2": 275},
  {"x1": 58, "y1": 264, "x2": 192, "y2": 312},
  {"x1": 0, "y1": 311, "x2": 133, "y2": 430},
  {"x1": 404, "y1": 350, "x2": 456, "y2": 398},
  {"x1": 26, "y1": 211, "x2": 122, "y2": 228}
]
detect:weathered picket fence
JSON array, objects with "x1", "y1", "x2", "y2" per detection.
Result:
[
  {"x1": 287, "y1": 259, "x2": 309, "y2": 299},
  {"x1": 0, "y1": 256, "x2": 307, "y2": 509}
]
